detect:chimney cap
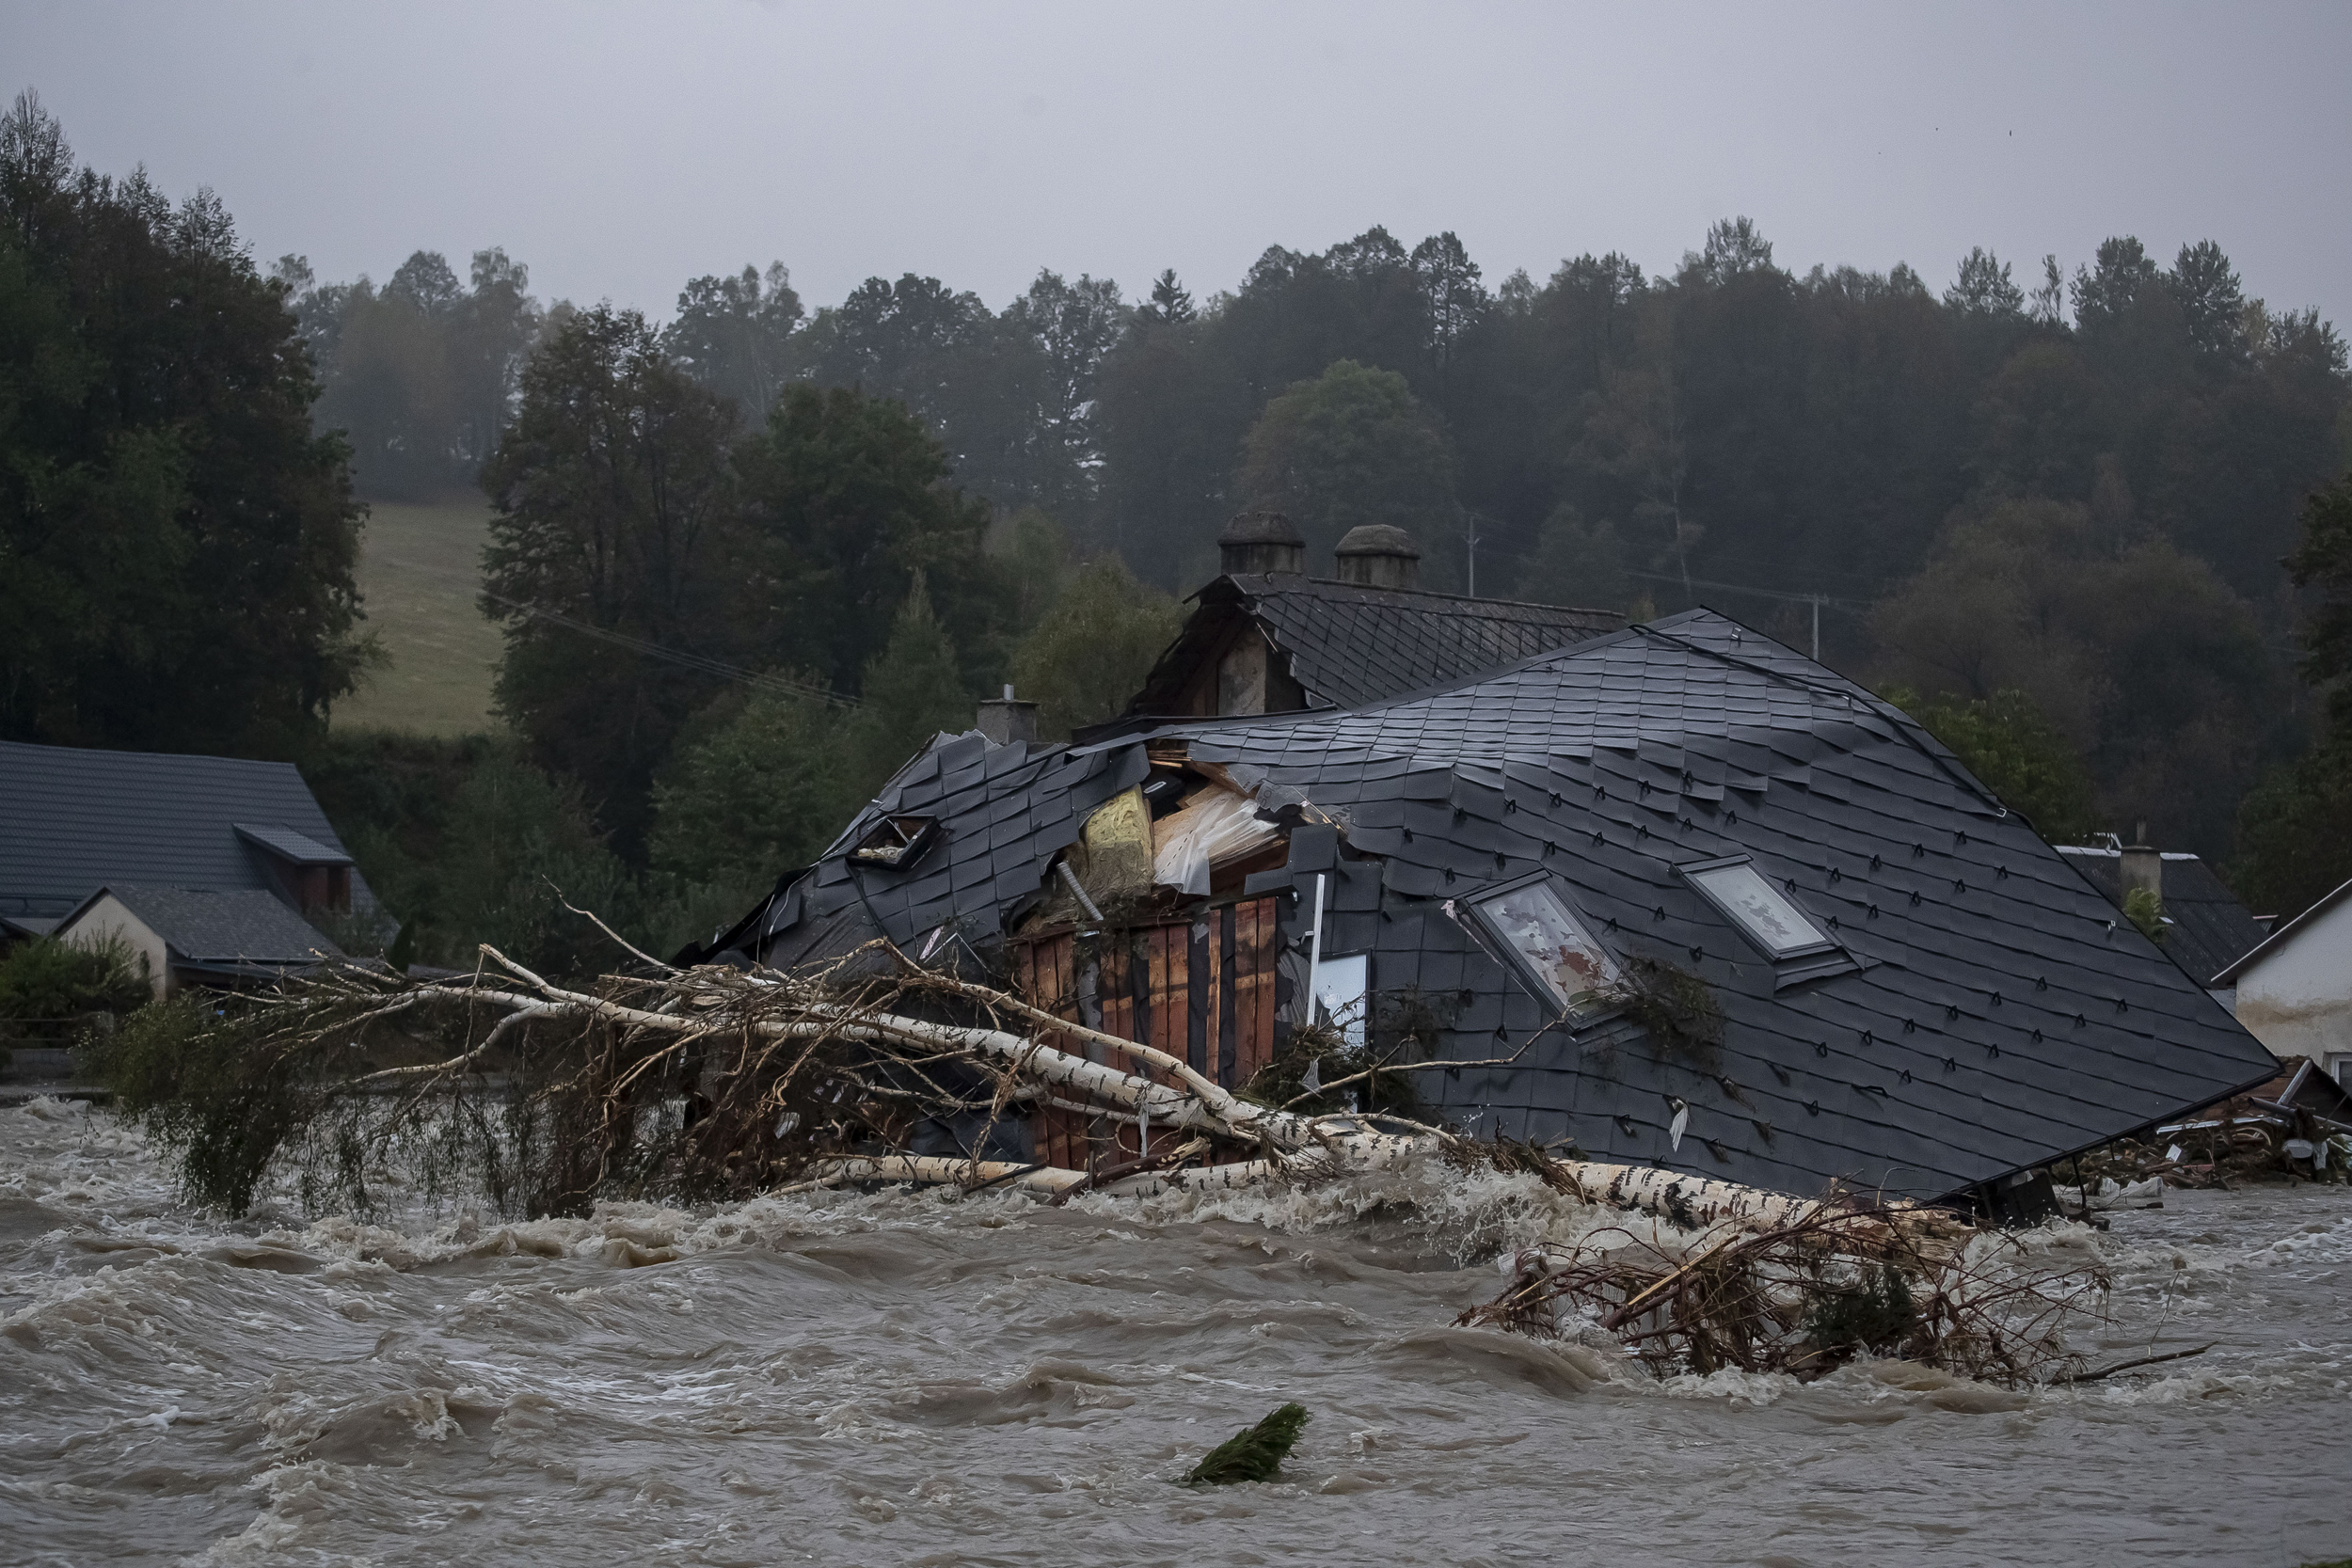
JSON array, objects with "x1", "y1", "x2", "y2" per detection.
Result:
[
  {"x1": 1334, "y1": 523, "x2": 1422, "y2": 561},
  {"x1": 1218, "y1": 509, "x2": 1304, "y2": 547}
]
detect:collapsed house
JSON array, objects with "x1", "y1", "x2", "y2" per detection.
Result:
[{"x1": 696, "y1": 578, "x2": 2280, "y2": 1216}]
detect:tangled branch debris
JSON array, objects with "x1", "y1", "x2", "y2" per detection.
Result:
[
  {"x1": 92, "y1": 929, "x2": 2134, "y2": 1396},
  {"x1": 1456, "y1": 1194, "x2": 2109, "y2": 1387},
  {"x1": 98, "y1": 938, "x2": 1827, "y2": 1232}
]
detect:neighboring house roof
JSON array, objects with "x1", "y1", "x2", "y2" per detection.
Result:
[
  {"x1": 2213, "y1": 874, "x2": 2352, "y2": 986},
  {"x1": 0, "y1": 740, "x2": 372, "y2": 922},
  {"x1": 2054, "y1": 847, "x2": 2269, "y2": 989},
  {"x1": 741, "y1": 609, "x2": 2277, "y2": 1206},
  {"x1": 233, "y1": 823, "x2": 352, "y2": 865},
  {"x1": 1129, "y1": 575, "x2": 1625, "y2": 714},
  {"x1": 66, "y1": 884, "x2": 342, "y2": 964}
]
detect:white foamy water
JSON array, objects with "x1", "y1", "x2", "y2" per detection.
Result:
[{"x1": 3, "y1": 1096, "x2": 2348, "y2": 1566}]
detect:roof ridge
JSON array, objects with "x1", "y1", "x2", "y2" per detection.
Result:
[{"x1": 1243, "y1": 574, "x2": 1620, "y2": 619}]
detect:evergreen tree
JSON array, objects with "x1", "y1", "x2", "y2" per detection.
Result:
[
  {"x1": 2233, "y1": 476, "x2": 2352, "y2": 915},
  {"x1": 647, "y1": 687, "x2": 850, "y2": 885},
  {"x1": 843, "y1": 575, "x2": 975, "y2": 792},
  {"x1": 0, "y1": 91, "x2": 367, "y2": 757},
  {"x1": 1008, "y1": 557, "x2": 1185, "y2": 738}
]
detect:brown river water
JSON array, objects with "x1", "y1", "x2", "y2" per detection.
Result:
[{"x1": 2, "y1": 1095, "x2": 2348, "y2": 1567}]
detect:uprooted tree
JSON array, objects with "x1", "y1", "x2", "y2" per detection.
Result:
[{"x1": 92, "y1": 936, "x2": 2127, "y2": 1387}]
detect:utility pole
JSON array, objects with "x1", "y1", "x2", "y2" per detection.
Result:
[{"x1": 1810, "y1": 594, "x2": 1822, "y2": 662}]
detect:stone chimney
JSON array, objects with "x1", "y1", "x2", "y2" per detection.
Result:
[
  {"x1": 2119, "y1": 822, "x2": 2161, "y2": 900},
  {"x1": 1332, "y1": 524, "x2": 1422, "y2": 590},
  {"x1": 977, "y1": 684, "x2": 1038, "y2": 746},
  {"x1": 1217, "y1": 510, "x2": 1306, "y2": 576}
]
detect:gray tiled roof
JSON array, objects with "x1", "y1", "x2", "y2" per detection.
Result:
[
  {"x1": 1130, "y1": 576, "x2": 1624, "y2": 713},
  {"x1": 2053, "y1": 847, "x2": 2269, "y2": 989},
  {"x1": 748, "y1": 610, "x2": 2279, "y2": 1205},
  {"x1": 0, "y1": 740, "x2": 373, "y2": 921},
  {"x1": 233, "y1": 823, "x2": 351, "y2": 865},
  {"x1": 87, "y1": 885, "x2": 342, "y2": 963}
]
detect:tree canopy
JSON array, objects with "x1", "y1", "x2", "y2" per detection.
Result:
[{"x1": 0, "y1": 91, "x2": 366, "y2": 759}]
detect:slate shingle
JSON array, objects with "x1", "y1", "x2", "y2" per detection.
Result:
[
  {"x1": 749, "y1": 610, "x2": 2280, "y2": 1205},
  {"x1": 0, "y1": 740, "x2": 376, "y2": 924}
]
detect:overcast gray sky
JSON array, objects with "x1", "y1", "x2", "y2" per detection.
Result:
[{"x1": 13, "y1": 0, "x2": 2350, "y2": 326}]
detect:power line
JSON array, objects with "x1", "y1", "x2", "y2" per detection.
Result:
[
  {"x1": 374, "y1": 553, "x2": 857, "y2": 709},
  {"x1": 1625, "y1": 569, "x2": 1869, "y2": 614},
  {"x1": 1624, "y1": 569, "x2": 1867, "y2": 662}
]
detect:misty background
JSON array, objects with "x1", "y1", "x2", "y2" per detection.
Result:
[
  {"x1": 15, "y1": 1, "x2": 2351, "y2": 334},
  {"x1": 5, "y1": 2, "x2": 2350, "y2": 970}
]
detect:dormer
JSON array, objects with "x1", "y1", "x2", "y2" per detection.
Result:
[{"x1": 235, "y1": 823, "x2": 353, "y2": 913}]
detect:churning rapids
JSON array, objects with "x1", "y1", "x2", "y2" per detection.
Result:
[{"x1": 2, "y1": 1097, "x2": 2347, "y2": 1567}]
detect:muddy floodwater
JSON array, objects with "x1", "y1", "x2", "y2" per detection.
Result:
[{"x1": 2, "y1": 1098, "x2": 2349, "y2": 1567}]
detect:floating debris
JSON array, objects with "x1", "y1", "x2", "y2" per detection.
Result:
[
  {"x1": 1185, "y1": 1402, "x2": 1309, "y2": 1485},
  {"x1": 1457, "y1": 1195, "x2": 2109, "y2": 1387}
]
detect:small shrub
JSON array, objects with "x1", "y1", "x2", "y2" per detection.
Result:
[
  {"x1": 1804, "y1": 1263, "x2": 1917, "y2": 1362},
  {"x1": 1576, "y1": 958, "x2": 1723, "y2": 1060},
  {"x1": 2122, "y1": 886, "x2": 2167, "y2": 943},
  {"x1": 0, "y1": 935, "x2": 151, "y2": 1041}
]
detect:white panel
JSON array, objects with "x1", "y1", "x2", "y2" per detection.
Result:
[{"x1": 1313, "y1": 952, "x2": 1369, "y2": 1049}]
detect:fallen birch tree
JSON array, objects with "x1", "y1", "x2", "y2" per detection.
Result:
[
  {"x1": 95, "y1": 937, "x2": 1838, "y2": 1233},
  {"x1": 83, "y1": 936, "x2": 2134, "y2": 1386}
]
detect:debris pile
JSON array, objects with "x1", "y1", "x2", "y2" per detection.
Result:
[
  {"x1": 1457, "y1": 1197, "x2": 2118, "y2": 1387},
  {"x1": 2068, "y1": 1057, "x2": 2352, "y2": 1192},
  {"x1": 102, "y1": 938, "x2": 2149, "y2": 1398}
]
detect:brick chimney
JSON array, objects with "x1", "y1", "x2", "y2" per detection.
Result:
[
  {"x1": 977, "y1": 684, "x2": 1038, "y2": 746},
  {"x1": 1217, "y1": 511, "x2": 1306, "y2": 576},
  {"x1": 1333, "y1": 524, "x2": 1422, "y2": 590},
  {"x1": 2119, "y1": 822, "x2": 2161, "y2": 900}
]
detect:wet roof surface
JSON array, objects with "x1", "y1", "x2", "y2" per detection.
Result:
[
  {"x1": 1131, "y1": 575, "x2": 1624, "y2": 713},
  {"x1": 756, "y1": 610, "x2": 2279, "y2": 1203},
  {"x1": 0, "y1": 740, "x2": 373, "y2": 920},
  {"x1": 81, "y1": 884, "x2": 342, "y2": 963},
  {"x1": 2055, "y1": 847, "x2": 2269, "y2": 988}
]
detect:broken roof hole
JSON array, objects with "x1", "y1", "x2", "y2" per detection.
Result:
[{"x1": 851, "y1": 815, "x2": 940, "y2": 869}]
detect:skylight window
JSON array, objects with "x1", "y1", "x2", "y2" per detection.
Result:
[
  {"x1": 1468, "y1": 874, "x2": 1621, "y2": 1013},
  {"x1": 850, "y1": 815, "x2": 939, "y2": 869},
  {"x1": 1683, "y1": 857, "x2": 1835, "y2": 959}
]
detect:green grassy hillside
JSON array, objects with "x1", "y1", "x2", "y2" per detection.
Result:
[{"x1": 333, "y1": 497, "x2": 507, "y2": 736}]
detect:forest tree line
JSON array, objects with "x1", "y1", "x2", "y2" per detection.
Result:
[
  {"x1": 286, "y1": 207, "x2": 2349, "y2": 883},
  {"x1": 6, "y1": 89, "x2": 2350, "y2": 972}
]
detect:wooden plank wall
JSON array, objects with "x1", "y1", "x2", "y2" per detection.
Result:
[{"x1": 1014, "y1": 897, "x2": 1281, "y2": 1172}]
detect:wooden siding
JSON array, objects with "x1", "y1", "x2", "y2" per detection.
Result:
[{"x1": 1014, "y1": 897, "x2": 1283, "y2": 1171}]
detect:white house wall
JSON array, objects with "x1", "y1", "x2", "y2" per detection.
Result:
[
  {"x1": 2233, "y1": 893, "x2": 2352, "y2": 1077},
  {"x1": 58, "y1": 894, "x2": 171, "y2": 999}
]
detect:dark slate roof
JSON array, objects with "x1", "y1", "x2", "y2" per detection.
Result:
[
  {"x1": 2055, "y1": 847, "x2": 2269, "y2": 988},
  {"x1": 234, "y1": 823, "x2": 351, "y2": 865},
  {"x1": 78, "y1": 885, "x2": 342, "y2": 963},
  {"x1": 755, "y1": 610, "x2": 2279, "y2": 1205},
  {"x1": 0, "y1": 740, "x2": 374, "y2": 922},
  {"x1": 1129, "y1": 575, "x2": 1624, "y2": 714}
]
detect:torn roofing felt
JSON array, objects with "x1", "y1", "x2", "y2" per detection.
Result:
[
  {"x1": 1127, "y1": 573, "x2": 1624, "y2": 714},
  {"x1": 746, "y1": 609, "x2": 2280, "y2": 1205}
]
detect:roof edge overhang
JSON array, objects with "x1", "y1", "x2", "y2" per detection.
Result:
[{"x1": 2212, "y1": 873, "x2": 2352, "y2": 985}]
